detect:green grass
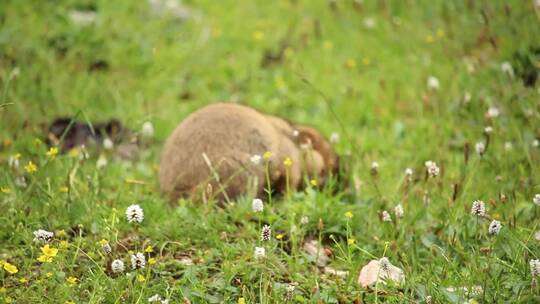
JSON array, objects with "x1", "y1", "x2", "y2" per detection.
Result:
[{"x1": 1, "y1": 0, "x2": 540, "y2": 303}]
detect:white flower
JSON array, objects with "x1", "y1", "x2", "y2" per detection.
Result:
[
  {"x1": 463, "y1": 91, "x2": 472, "y2": 103},
  {"x1": 249, "y1": 154, "x2": 262, "y2": 165},
  {"x1": 286, "y1": 283, "x2": 296, "y2": 299},
  {"x1": 533, "y1": 139, "x2": 539, "y2": 147},
  {"x1": 103, "y1": 138, "x2": 114, "y2": 150},
  {"x1": 69, "y1": 10, "x2": 97, "y2": 26},
  {"x1": 488, "y1": 220, "x2": 502, "y2": 235},
  {"x1": 475, "y1": 142, "x2": 486, "y2": 156},
  {"x1": 111, "y1": 259, "x2": 125, "y2": 273},
  {"x1": 535, "y1": 230, "x2": 540, "y2": 241},
  {"x1": 425, "y1": 160, "x2": 440, "y2": 178},
  {"x1": 8, "y1": 155, "x2": 19, "y2": 169},
  {"x1": 254, "y1": 246, "x2": 266, "y2": 259},
  {"x1": 252, "y1": 198, "x2": 264, "y2": 213},
  {"x1": 330, "y1": 132, "x2": 340, "y2": 144},
  {"x1": 371, "y1": 161, "x2": 379, "y2": 175},
  {"x1": 363, "y1": 17, "x2": 375, "y2": 29},
  {"x1": 15, "y1": 176, "x2": 27, "y2": 188},
  {"x1": 131, "y1": 252, "x2": 146, "y2": 269},
  {"x1": 504, "y1": 142, "x2": 513, "y2": 151},
  {"x1": 484, "y1": 126, "x2": 493, "y2": 134},
  {"x1": 487, "y1": 106, "x2": 500, "y2": 118},
  {"x1": 96, "y1": 155, "x2": 108, "y2": 169},
  {"x1": 141, "y1": 121, "x2": 154, "y2": 138},
  {"x1": 300, "y1": 216, "x2": 309, "y2": 225},
  {"x1": 292, "y1": 130, "x2": 299, "y2": 137},
  {"x1": 261, "y1": 225, "x2": 271, "y2": 241},
  {"x1": 382, "y1": 210, "x2": 392, "y2": 222},
  {"x1": 394, "y1": 204, "x2": 404, "y2": 218},
  {"x1": 33, "y1": 229, "x2": 54, "y2": 243},
  {"x1": 530, "y1": 259, "x2": 540, "y2": 277},
  {"x1": 533, "y1": 194, "x2": 540, "y2": 206},
  {"x1": 126, "y1": 204, "x2": 144, "y2": 223},
  {"x1": 471, "y1": 200, "x2": 486, "y2": 217},
  {"x1": 148, "y1": 294, "x2": 163, "y2": 302},
  {"x1": 404, "y1": 168, "x2": 413, "y2": 181},
  {"x1": 79, "y1": 145, "x2": 90, "y2": 160},
  {"x1": 500, "y1": 61, "x2": 514, "y2": 78},
  {"x1": 427, "y1": 76, "x2": 440, "y2": 91}
]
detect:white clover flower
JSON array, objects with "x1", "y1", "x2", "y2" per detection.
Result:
[
  {"x1": 404, "y1": 168, "x2": 413, "y2": 181},
  {"x1": 533, "y1": 139, "x2": 539, "y2": 148},
  {"x1": 533, "y1": 194, "x2": 540, "y2": 206},
  {"x1": 382, "y1": 210, "x2": 392, "y2": 222},
  {"x1": 96, "y1": 155, "x2": 108, "y2": 169},
  {"x1": 471, "y1": 200, "x2": 486, "y2": 217},
  {"x1": 363, "y1": 17, "x2": 376, "y2": 29},
  {"x1": 427, "y1": 76, "x2": 440, "y2": 91},
  {"x1": 300, "y1": 216, "x2": 309, "y2": 225},
  {"x1": 484, "y1": 126, "x2": 493, "y2": 134},
  {"x1": 111, "y1": 259, "x2": 125, "y2": 273},
  {"x1": 394, "y1": 204, "x2": 404, "y2": 218},
  {"x1": 425, "y1": 160, "x2": 440, "y2": 178},
  {"x1": 131, "y1": 252, "x2": 146, "y2": 269},
  {"x1": 252, "y1": 198, "x2": 264, "y2": 213},
  {"x1": 254, "y1": 246, "x2": 266, "y2": 259},
  {"x1": 504, "y1": 142, "x2": 513, "y2": 151},
  {"x1": 103, "y1": 138, "x2": 114, "y2": 150},
  {"x1": 148, "y1": 294, "x2": 162, "y2": 302},
  {"x1": 126, "y1": 204, "x2": 144, "y2": 223},
  {"x1": 487, "y1": 106, "x2": 500, "y2": 118},
  {"x1": 488, "y1": 220, "x2": 502, "y2": 235},
  {"x1": 530, "y1": 259, "x2": 540, "y2": 277},
  {"x1": 500, "y1": 61, "x2": 514, "y2": 78},
  {"x1": 329, "y1": 132, "x2": 340, "y2": 144},
  {"x1": 33, "y1": 229, "x2": 54, "y2": 243},
  {"x1": 141, "y1": 121, "x2": 154, "y2": 138},
  {"x1": 261, "y1": 225, "x2": 271, "y2": 241},
  {"x1": 475, "y1": 142, "x2": 486, "y2": 156},
  {"x1": 249, "y1": 154, "x2": 262, "y2": 165}
]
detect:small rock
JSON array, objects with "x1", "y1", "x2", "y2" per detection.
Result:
[
  {"x1": 357, "y1": 258, "x2": 405, "y2": 288},
  {"x1": 303, "y1": 240, "x2": 329, "y2": 267},
  {"x1": 323, "y1": 266, "x2": 349, "y2": 278}
]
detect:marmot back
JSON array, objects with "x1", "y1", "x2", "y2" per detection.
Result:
[{"x1": 158, "y1": 103, "x2": 338, "y2": 202}]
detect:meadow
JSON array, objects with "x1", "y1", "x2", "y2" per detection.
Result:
[{"x1": 1, "y1": 0, "x2": 540, "y2": 303}]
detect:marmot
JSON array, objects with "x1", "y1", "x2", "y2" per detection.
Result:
[{"x1": 158, "y1": 103, "x2": 338, "y2": 202}]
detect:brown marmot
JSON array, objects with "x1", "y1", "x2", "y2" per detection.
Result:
[{"x1": 158, "y1": 103, "x2": 338, "y2": 202}]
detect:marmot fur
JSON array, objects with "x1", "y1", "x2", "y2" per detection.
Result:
[{"x1": 158, "y1": 103, "x2": 338, "y2": 202}]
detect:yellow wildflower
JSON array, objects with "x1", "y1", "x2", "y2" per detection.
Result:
[
  {"x1": 46, "y1": 147, "x2": 58, "y2": 158},
  {"x1": 436, "y1": 28, "x2": 445, "y2": 38},
  {"x1": 5, "y1": 296, "x2": 13, "y2": 303},
  {"x1": 309, "y1": 179, "x2": 318, "y2": 186},
  {"x1": 68, "y1": 148, "x2": 80, "y2": 158},
  {"x1": 0, "y1": 287, "x2": 5, "y2": 293},
  {"x1": 66, "y1": 276, "x2": 77, "y2": 286},
  {"x1": 59, "y1": 186, "x2": 69, "y2": 193},
  {"x1": 345, "y1": 58, "x2": 356, "y2": 68},
  {"x1": 56, "y1": 229, "x2": 67, "y2": 237},
  {"x1": 425, "y1": 35, "x2": 434, "y2": 43},
  {"x1": 344, "y1": 211, "x2": 353, "y2": 219},
  {"x1": 276, "y1": 234, "x2": 284, "y2": 240},
  {"x1": 1, "y1": 187, "x2": 11, "y2": 194},
  {"x1": 283, "y1": 158, "x2": 292, "y2": 167},
  {"x1": 65, "y1": 301, "x2": 75, "y2": 304},
  {"x1": 37, "y1": 244, "x2": 58, "y2": 263},
  {"x1": 3, "y1": 262, "x2": 18, "y2": 274},
  {"x1": 347, "y1": 238, "x2": 356, "y2": 245},
  {"x1": 238, "y1": 298, "x2": 246, "y2": 304},
  {"x1": 19, "y1": 277, "x2": 28, "y2": 283},
  {"x1": 144, "y1": 245, "x2": 153, "y2": 253},
  {"x1": 148, "y1": 258, "x2": 157, "y2": 265},
  {"x1": 137, "y1": 274, "x2": 145, "y2": 282},
  {"x1": 252, "y1": 31, "x2": 264, "y2": 41},
  {"x1": 24, "y1": 161, "x2": 37, "y2": 174},
  {"x1": 59, "y1": 240, "x2": 69, "y2": 249},
  {"x1": 99, "y1": 239, "x2": 109, "y2": 246},
  {"x1": 263, "y1": 151, "x2": 272, "y2": 160},
  {"x1": 46, "y1": 272, "x2": 53, "y2": 278}
]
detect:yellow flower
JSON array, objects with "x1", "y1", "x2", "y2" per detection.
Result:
[
  {"x1": 263, "y1": 151, "x2": 272, "y2": 160},
  {"x1": 148, "y1": 258, "x2": 157, "y2": 265},
  {"x1": 0, "y1": 187, "x2": 11, "y2": 194},
  {"x1": 14, "y1": 153, "x2": 21, "y2": 160},
  {"x1": 19, "y1": 277, "x2": 28, "y2": 283},
  {"x1": 3, "y1": 262, "x2": 18, "y2": 274},
  {"x1": 5, "y1": 296, "x2": 13, "y2": 303},
  {"x1": 238, "y1": 298, "x2": 246, "y2": 304},
  {"x1": 252, "y1": 31, "x2": 264, "y2": 41},
  {"x1": 276, "y1": 234, "x2": 284, "y2": 240},
  {"x1": 0, "y1": 287, "x2": 5, "y2": 293},
  {"x1": 34, "y1": 138, "x2": 42, "y2": 146},
  {"x1": 46, "y1": 147, "x2": 58, "y2": 158},
  {"x1": 56, "y1": 229, "x2": 67, "y2": 237},
  {"x1": 99, "y1": 239, "x2": 109, "y2": 246},
  {"x1": 137, "y1": 274, "x2": 145, "y2": 282},
  {"x1": 309, "y1": 179, "x2": 318, "y2": 186},
  {"x1": 344, "y1": 211, "x2": 353, "y2": 219},
  {"x1": 283, "y1": 157, "x2": 292, "y2": 167},
  {"x1": 46, "y1": 272, "x2": 53, "y2": 278},
  {"x1": 59, "y1": 186, "x2": 69, "y2": 193},
  {"x1": 274, "y1": 76, "x2": 286, "y2": 90},
  {"x1": 37, "y1": 244, "x2": 58, "y2": 263},
  {"x1": 68, "y1": 148, "x2": 80, "y2": 158},
  {"x1": 323, "y1": 41, "x2": 333, "y2": 50},
  {"x1": 436, "y1": 28, "x2": 445, "y2": 38},
  {"x1": 144, "y1": 245, "x2": 153, "y2": 253},
  {"x1": 65, "y1": 301, "x2": 75, "y2": 304},
  {"x1": 362, "y1": 57, "x2": 370, "y2": 65},
  {"x1": 66, "y1": 276, "x2": 77, "y2": 286},
  {"x1": 59, "y1": 240, "x2": 69, "y2": 249},
  {"x1": 425, "y1": 35, "x2": 434, "y2": 43},
  {"x1": 345, "y1": 58, "x2": 356, "y2": 68},
  {"x1": 347, "y1": 238, "x2": 356, "y2": 245},
  {"x1": 24, "y1": 161, "x2": 37, "y2": 174}
]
